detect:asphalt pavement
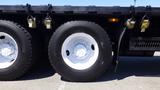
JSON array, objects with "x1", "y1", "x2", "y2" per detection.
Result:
[{"x1": 1, "y1": 57, "x2": 160, "y2": 90}]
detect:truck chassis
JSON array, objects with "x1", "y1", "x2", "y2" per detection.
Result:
[{"x1": 0, "y1": 4, "x2": 159, "y2": 81}]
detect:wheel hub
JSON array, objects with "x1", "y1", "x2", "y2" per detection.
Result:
[
  {"x1": 0, "y1": 44, "x2": 14, "y2": 57},
  {"x1": 0, "y1": 32, "x2": 18, "y2": 69},
  {"x1": 74, "y1": 44, "x2": 87, "y2": 58},
  {"x1": 61, "y1": 33, "x2": 99, "y2": 70}
]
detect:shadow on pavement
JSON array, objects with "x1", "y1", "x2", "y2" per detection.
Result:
[
  {"x1": 19, "y1": 61, "x2": 55, "y2": 81},
  {"x1": 17, "y1": 56, "x2": 160, "y2": 82},
  {"x1": 98, "y1": 57, "x2": 160, "y2": 82}
]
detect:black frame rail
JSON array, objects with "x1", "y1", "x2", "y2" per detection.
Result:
[{"x1": 0, "y1": 5, "x2": 159, "y2": 15}]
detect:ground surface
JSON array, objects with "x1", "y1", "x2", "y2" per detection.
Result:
[{"x1": 0, "y1": 57, "x2": 160, "y2": 90}]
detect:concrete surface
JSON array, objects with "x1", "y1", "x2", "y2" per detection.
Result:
[{"x1": 1, "y1": 57, "x2": 160, "y2": 90}]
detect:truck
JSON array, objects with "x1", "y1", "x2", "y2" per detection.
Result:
[{"x1": 0, "y1": 3, "x2": 159, "y2": 81}]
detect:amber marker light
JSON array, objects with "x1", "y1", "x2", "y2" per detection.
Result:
[{"x1": 109, "y1": 18, "x2": 119, "y2": 23}]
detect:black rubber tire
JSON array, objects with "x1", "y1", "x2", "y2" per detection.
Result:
[
  {"x1": 0, "y1": 20, "x2": 33, "y2": 80},
  {"x1": 48, "y1": 21, "x2": 112, "y2": 82}
]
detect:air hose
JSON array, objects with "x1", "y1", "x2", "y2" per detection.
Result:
[{"x1": 114, "y1": 18, "x2": 136, "y2": 72}]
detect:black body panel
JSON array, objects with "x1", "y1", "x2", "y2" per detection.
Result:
[{"x1": 0, "y1": 5, "x2": 160, "y2": 56}]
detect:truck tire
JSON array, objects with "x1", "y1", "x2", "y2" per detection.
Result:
[
  {"x1": 48, "y1": 21, "x2": 112, "y2": 81},
  {"x1": 0, "y1": 20, "x2": 33, "y2": 80}
]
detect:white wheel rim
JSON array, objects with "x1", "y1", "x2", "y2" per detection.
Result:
[
  {"x1": 0, "y1": 32, "x2": 18, "y2": 69},
  {"x1": 61, "y1": 33, "x2": 99, "y2": 70}
]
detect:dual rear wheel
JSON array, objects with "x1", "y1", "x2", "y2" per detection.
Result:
[
  {"x1": 0, "y1": 20, "x2": 112, "y2": 81},
  {"x1": 0, "y1": 20, "x2": 33, "y2": 80}
]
